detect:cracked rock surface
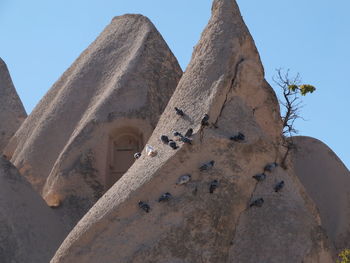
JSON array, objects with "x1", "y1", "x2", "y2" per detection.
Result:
[{"x1": 51, "y1": 0, "x2": 333, "y2": 262}]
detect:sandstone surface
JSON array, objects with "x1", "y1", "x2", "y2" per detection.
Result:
[
  {"x1": 0, "y1": 156, "x2": 67, "y2": 263},
  {"x1": 0, "y1": 58, "x2": 26, "y2": 152},
  {"x1": 292, "y1": 136, "x2": 350, "y2": 252},
  {"x1": 5, "y1": 15, "x2": 182, "y2": 227},
  {"x1": 51, "y1": 1, "x2": 333, "y2": 262}
]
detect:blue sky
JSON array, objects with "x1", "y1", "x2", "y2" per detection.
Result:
[{"x1": 0, "y1": 0, "x2": 349, "y2": 169}]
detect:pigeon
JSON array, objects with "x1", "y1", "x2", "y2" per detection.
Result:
[
  {"x1": 209, "y1": 180, "x2": 219, "y2": 193},
  {"x1": 176, "y1": 174, "x2": 192, "y2": 185},
  {"x1": 249, "y1": 198, "x2": 264, "y2": 208},
  {"x1": 264, "y1": 162, "x2": 278, "y2": 172},
  {"x1": 274, "y1": 181, "x2": 285, "y2": 192},
  {"x1": 230, "y1": 132, "x2": 245, "y2": 142},
  {"x1": 134, "y1": 152, "x2": 141, "y2": 159},
  {"x1": 169, "y1": 140, "x2": 178, "y2": 150},
  {"x1": 181, "y1": 136, "x2": 192, "y2": 144},
  {"x1": 175, "y1": 107, "x2": 184, "y2": 116},
  {"x1": 138, "y1": 201, "x2": 150, "y2": 213},
  {"x1": 199, "y1": 160, "x2": 215, "y2": 171},
  {"x1": 158, "y1": 192, "x2": 172, "y2": 202},
  {"x1": 252, "y1": 173, "x2": 266, "y2": 182},
  {"x1": 201, "y1": 114, "x2": 209, "y2": 126},
  {"x1": 185, "y1": 128, "x2": 193, "y2": 137},
  {"x1": 146, "y1": 145, "x2": 157, "y2": 157},
  {"x1": 160, "y1": 135, "x2": 170, "y2": 144},
  {"x1": 173, "y1": 131, "x2": 183, "y2": 137}
]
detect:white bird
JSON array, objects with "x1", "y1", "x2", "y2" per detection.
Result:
[{"x1": 176, "y1": 174, "x2": 192, "y2": 185}]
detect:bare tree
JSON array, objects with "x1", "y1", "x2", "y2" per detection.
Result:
[{"x1": 273, "y1": 68, "x2": 316, "y2": 168}]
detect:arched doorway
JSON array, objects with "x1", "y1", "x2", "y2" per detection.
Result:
[{"x1": 107, "y1": 130, "x2": 142, "y2": 188}]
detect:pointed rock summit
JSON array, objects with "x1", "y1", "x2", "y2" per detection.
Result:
[
  {"x1": 0, "y1": 156, "x2": 67, "y2": 263},
  {"x1": 0, "y1": 58, "x2": 26, "y2": 152},
  {"x1": 292, "y1": 136, "x2": 350, "y2": 253},
  {"x1": 51, "y1": 1, "x2": 332, "y2": 262},
  {"x1": 5, "y1": 15, "x2": 182, "y2": 227}
]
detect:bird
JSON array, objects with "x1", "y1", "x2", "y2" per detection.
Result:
[
  {"x1": 138, "y1": 201, "x2": 150, "y2": 213},
  {"x1": 169, "y1": 140, "x2": 178, "y2": 150},
  {"x1": 181, "y1": 136, "x2": 192, "y2": 144},
  {"x1": 158, "y1": 192, "x2": 172, "y2": 202},
  {"x1": 175, "y1": 107, "x2": 184, "y2": 116},
  {"x1": 146, "y1": 145, "x2": 157, "y2": 157},
  {"x1": 176, "y1": 174, "x2": 192, "y2": 185},
  {"x1": 274, "y1": 181, "x2": 285, "y2": 192},
  {"x1": 201, "y1": 114, "x2": 209, "y2": 126},
  {"x1": 160, "y1": 135, "x2": 170, "y2": 144},
  {"x1": 209, "y1": 180, "x2": 219, "y2": 193},
  {"x1": 264, "y1": 162, "x2": 278, "y2": 172},
  {"x1": 134, "y1": 152, "x2": 141, "y2": 159},
  {"x1": 252, "y1": 173, "x2": 266, "y2": 182},
  {"x1": 249, "y1": 198, "x2": 264, "y2": 208},
  {"x1": 199, "y1": 160, "x2": 215, "y2": 171},
  {"x1": 185, "y1": 128, "x2": 193, "y2": 138},
  {"x1": 230, "y1": 132, "x2": 245, "y2": 142},
  {"x1": 173, "y1": 131, "x2": 183, "y2": 137}
]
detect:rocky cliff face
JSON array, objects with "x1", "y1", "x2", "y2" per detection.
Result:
[
  {"x1": 292, "y1": 136, "x2": 350, "y2": 253},
  {"x1": 50, "y1": 1, "x2": 333, "y2": 262},
  {"x1": 0, "y1": 58, "x2": 26, "y2": 152},
  {"x1": 0, "y1": 156, "x2": 67, "y2": 263},
  {"x1": 4, "y1": 15, "x2": 182, "y2": 227}
]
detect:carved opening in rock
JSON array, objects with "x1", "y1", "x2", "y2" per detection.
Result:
[{"x1": 106, "y1": 127, "x2": 143, "y2": 189}]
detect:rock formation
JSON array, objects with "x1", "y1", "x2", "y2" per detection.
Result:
[
  {"x1": 0, "y1": 58, "x2": 26, "y2": 152},
  {"x1": 4, "y1": 15, "x2": 182, "y2": 227},
  {"x1": 0, "y1": 156, "x2": 67, "y2": 263},
  {"x1": 51, "y1": 1, "x2": 333, "y2": 262},
  {"x1": 292, "y1": 136, "x2": 350, "y2": 252}
]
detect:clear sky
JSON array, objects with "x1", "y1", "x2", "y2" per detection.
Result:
[{"x1": 0, "y1": 0, "x2": 349, "y2": 169}]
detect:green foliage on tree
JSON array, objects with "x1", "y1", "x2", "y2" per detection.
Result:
[
  {"x1": 288, "y1": 84, "x2": 316, "y2": 96},
  {"x1": 337, "y1": 249, "x2": 350, "y2": 263},
  {"x1": 273, "y1": 68, "x2": 316, "y2": 136}
]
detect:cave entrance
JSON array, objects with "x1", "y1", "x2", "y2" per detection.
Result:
[{"x1": 107, "y1": 130, "x2": 142, "y2": 189}]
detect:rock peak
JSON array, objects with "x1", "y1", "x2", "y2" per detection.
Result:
[
  {"x1": 0, "y1": 58, "x2": 27, "y2": 152},
  {"x1": 5, "y1": 11, "x2": 182, "y2": 229},
  {"x1": 52, "y1": 1, "x2": 331, "y2": 262}
]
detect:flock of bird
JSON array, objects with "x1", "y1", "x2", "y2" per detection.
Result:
[
  {"x1": 134, "y1": 107, "x2": 285, "y2": 213},
  {"x1": 250, "y1": 162, "x2": 285, "y2": 208}
]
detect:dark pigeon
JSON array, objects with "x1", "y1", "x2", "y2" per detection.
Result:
[
  {"x1": 209, "y1": 180, "x2": 219, "y2": 193},
  {"x1": 230, "y1": 132, "x2": 245, "y2": 142},
  {"x1": 173, "y1": 131, "x2": 183, "y2": 137},
  {"x1": 158, "y1": 192, "x2": 172, "y2": 202},
  {"x1": 160, "y1": 135, "x2": 170, "y2": 144},
  {"x1": 274, "y1": 181, "x2": 285, "y2": 192},
  {"x1": 181, "y1": 136, "x2": 192, "y2": 144},
  {"x1": 249, "y1": 198, "x2": 264, "y2": 208},
  {"x1": 169, "y1": 140, "x2": 178, "y2": 150},
  {"x1": 199, "y1": 160, "x2": 215, "y2": 171},
  {"x1": 175, "y1": 107, "x2": 184, "y2": 116},
  {"x1": 264, "y1": 162, "x2": 278, "y2": 172},
  {"x1": 138, "y1": 201, "x2": 150, "y2": 213},
  {"x1": 201, "y1": 114, "x2": 209, "y2": 126},
  {"x1": 252, "y1": 173, "x2": 266, "y2": 182},
  {"x1": 185, "y1": 128, "x2": 193, "y2": 137}
]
